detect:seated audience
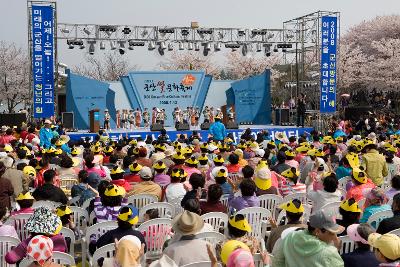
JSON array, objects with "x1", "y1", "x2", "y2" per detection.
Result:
[
  {"x1": 128, "y1": 166, "x2": 162, "y2": 200},
  {"x1": 32, "y1": 169, "x2": 68, "y2": 204},
  {"x1": 377, "y1": 193, "x2": 400, "y2": 234}
]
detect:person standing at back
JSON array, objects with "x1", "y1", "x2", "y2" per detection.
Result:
[
  {"x1": 296, "y1": 93, "x2": 306, "y2": 128},
  {"x1": 209, "y1": 116, "x2": 226, "y2": 142}
]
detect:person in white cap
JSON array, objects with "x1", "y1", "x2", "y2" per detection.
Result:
[
  {"x1": 104, "y1": 109, "x2": 110, "y2": 130},
  {"x1": 39, "y1": 119, "x2": 54, "y2": 148}
]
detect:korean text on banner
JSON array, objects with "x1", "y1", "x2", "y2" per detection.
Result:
[
  {"x1": 320, "y1": 16, "x2": 337, "y2": 113},
  {"x1": 31, "y1": 5, "x2": 55, "y2": 118}
]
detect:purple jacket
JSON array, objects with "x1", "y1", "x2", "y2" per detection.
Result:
[
  {"x1": 154, "y1": 174, "x2": 171, "y2": 187},
  {"x1": 228, "y1": 194, "x2": 260, "y2": 211}
]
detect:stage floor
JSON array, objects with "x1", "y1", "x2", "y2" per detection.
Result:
[{"x1": 66, "y1": 124, "x2": 313, "y2": 143}]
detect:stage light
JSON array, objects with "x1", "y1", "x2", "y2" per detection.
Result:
[
  {"x1": 203, "y1": 43, "x2": 211, "y2": 56},
  {"x1": 168, "y1": 43, "x2": 174, "y2": 51},
  {"x1": 67, "y1": 40, "x2": 74, "y2": 49},
  {"x1": 100, "y1": 41, "x2": 105, "y2": 50},
  {"x1": 267, "y1": 33, "x2": 275, "y2": 39},
  {"x1": 158, "y1": 46, "x2": 165, "y2": 56},
  {"x1": 61, "y1": 28, "x2": 70, "y2": 34},
  {"x1": 159, "y1": 28, "x2": 175, "y2": 34},
  {"x1": 273, "y1": 45, "x2": 278, "y2": 52},
  {"x1": 110, "y1": 41, "x2": 116, "y2": 50},
  {"x1": 128, "y1": 44, "x2": 134, "y2": 50},
  {"x1": 238, "y1": 29, "x2": 246, "y2": 36},
  {"x1": 148, "y1": 41, "x2": 156, "y2": 50},
  {"x1": 122, "y1": 27, "x2": 131, "y2": 34},
  {"x1": 181, "y1": 29, "x2": 190, "y2": 36},
  {"x1": 214, "y1": 42, "x2": 222, "y2": 51},
  {"x1": 194, "y1": 43, "x2": 200, "y2": 51},
  {"x1": 79, "y1": 42, "x2": 85, "y2": 49},
  {"x1": 265, "y1": 45, "x2": 271, "y2": 57},
  {"x1": 188, "y1": 42, "x2": 194, "y2": 50},
  {"x1": 256, "y1": 43, "x2": 262, "y2": 52},
  {"x1": 178, "y1": 42, "x2": 185, "y2": 50},
  {"x1": 282, "y1": 48, "x2": 287, "y2": 53},
  {"x1": 159, "y1": 41, "x2": 167, "y2": 50},
  {"x1": 242, "y1": 44, "x2": 248, "y2": 56},
  {"x1": 88, "y1": 43, "x2": 95, "y2": 55},
  {"x1": 119, "y1": 41, "x2": 126, "y2": 55},
  {"x1": 83, "y1": 28, "x2": 91, "y2": 35}
]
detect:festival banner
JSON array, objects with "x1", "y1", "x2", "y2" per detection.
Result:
[
  {"x1": 320, "y1": 16, "x2": 337, "y2": 113},
  {"x1": 31, "y1": 5, "x2": 55, "y2": 118}
]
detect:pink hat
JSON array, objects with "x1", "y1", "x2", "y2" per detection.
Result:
[
  {"x1": 226, "y1": 248, "x2": 255, "y2": 267},
  {"x1": 347, "y1": 224, "x2": 368, "y2": 244},
  {"x1": 27, "y1": 235, "x2": 54, "y2": 266}
]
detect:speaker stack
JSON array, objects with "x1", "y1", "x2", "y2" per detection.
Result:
[
  {"x1": 175, "y1": 123, "x2": 190, "y2": 131},
  {"x1": 200, "y1": 122, "x2": 211, "y2": 130},
  {"x1": 150, "y1": 123, "x2": 164, "y2": 131}
]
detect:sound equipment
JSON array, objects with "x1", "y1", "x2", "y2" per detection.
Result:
[
  {"x1": 275, "y1": 108, "x2": 290, "y2": 125},
  {"x1": 175, "y1": 123, "x2": 190, "y2": 131},
  {"x1": 62, "y1": 112, "x2": 74, "y2": 129},
  {"x1": 89, "y1": 109, "x2": 100, "y2": 133},
  {"x1": 0, "y1": 113, "x2": 27, "y2": 128},
  {"x1": 200, "y1": 122, "x2": 210, "y2": 130},
  {"x1": 344, "y1": 106, "x2": 373, "y2": 121},
  {"x1": 226, "y1": 122, "x2": 239, "y2": 129},
  {"x1": 150, "y1": 123, "x2": 164, "y2": 131}
]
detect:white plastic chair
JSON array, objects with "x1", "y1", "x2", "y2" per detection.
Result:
[
  {"x1": 182, "y1": 262, "x2": 222, "y2": 267},
  {"x1": 283, "y1": 192, "x2": 309, "y2": 206},
  {"x1": 339, "y1": 235, "x2": 355, "y2": 254},
  {"x1": 389, "y1": 228, "x2": 400, "y2": 236},
  {"x1": 60, "y1": 227, "x2": 75, "y2": 256},
  {"x1": 220, "y1": 194, "x2": 229, "y2": 212},
  {"x1": 32, "y1": 200, "x2": 60, "y2": 210},
  {"x1": 253, "y1": 253, "x2": 273, "y2": 267},
  {"x1": 17, "y1": 258, "x2": 31, "y2": 267},
  {"x1": 5, "y1": 213, "x2": 31, "y2": 240},
  {"x1": 128, "y1": 194, "x2": 158, "y2": 210},
  {"x1": 196, "y1": 231, "x2": 227, "y2": 245},
  {"x1": 237, "y1": 207, "x2": 271, "y2": 239},
  {"x1": 168, "y1": 197, "x2": 184, "y2": 216},
  {"x1": 52, "y1": 251, "x2": 76, "y2": 266},
  {"x1": 201, "y1": 212, "x2": 228, "y2": 233},
  {"x1": 320, "y1": 201, "x2": 342, "y2": 219},
  {"x1": 69, "y1": 206, "x2": 89, "y2": 234},
  {"x1": 138, "y1": 218, "x2": 172, "y2": 260},
  {"x1": 0, "y1": 236, "x2": 20, "y2": 267},
  {"x1": 92, "y1": 243, "x2": 115, "y2": 267},
  {"x1": 69, "y1": 196, "x2": 81, "y2": 206},
  {"x1": 82, "y1": 221, "x2": 118, "y2": 266},
  {"x1": 89, "y1": 210, "x2": 97, "y2": 226},
  {"x1": 276, "y1": 205, "x2": 312, "y2": 225},
  {"x1": 367, "y1": 210, "x2": 394, "y2": 229},
  {"x1": 82, "y1": 197, "x2": 95, "y2": 211},
  {"x1": 139, "y1": 202, "x2": 174, "y2": 222},
  {"x1": 258, "y1": 194, "x2": 283, "y2": 219}
]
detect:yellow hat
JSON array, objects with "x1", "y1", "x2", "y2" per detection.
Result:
[
  {"x1": 394, "y1": 140, "x2": 400, "y2": 147},
  {"x1": 4, "y1": 145, "x2": 13, "y2": 152},
  {"x1": 213, "y1": 155, "x2": 225, "y2": 164},
  {"x1": 16, "y1": 191, "x2": 35, "y2": 201},
  {"x1": 279, "y1": 200, "x2": 304, "y2": 213},
  {"x1": 56, "y1": 205, "x2": 73, "y2": 217},
  {"x1": 278, "y1": 143, "x2": 288, "y2": 151},
  {"x1": 91, "y1": 145, "x2": 101, "y2": 153},
  {"x1": 224, "y1": 138, "x2": 233, "y2": 144},
  {"x1": 172, "y1": 151, "x2": 185, "y2": 160},
  {"x1": 217, "y1": 142, "x2": 223, "y2": 149},
  {"x1": 346, "y1": 152, "x2": 360, "y2": 168},
  {"x1": 228, "y1": 214, "x2": 252, "y2": 232},
  {"x1": 352, "y1": 167, "x2": 367, "y2": 184},
  {"x1": 117, "y1": 205, "x2": 139, "y2": 225},
  {"x1": 129, "y1": 162, "x2": 143, "y2": 172},
  {"x1": 363, "y1": 139, "x2": 375, "y2": 149},
  {"x1": 110, "y1": 166, "x2": 125, "y2": 175},
  {"x1": 23, "y1": 166, "x2": 36, "y2": 177},
  {"x1": 368, "y1": 233, "x2": 400, "y2": 261},
  {"x1": 200, "y1": 143, "x2": 208, "y2": 149},
  {"x1": 46, "y1": 147, "x2": 56, "y2": 154},
  {"x1": 198, "y1": 154, "x2": 208, "y2": 161},
  {"x1": 256, "y1": 159, "x2": 268, "y2": 170},
  {"x1": 220, "y1": 240, "x2": 250, "y2": 264},
  {"x1": 267, "y1": 140, "x2": 276, "y2": 148},
  {"x1": 103, "y1": 146, "x2": 114, "y2": 153},
  {"x1": 382, "y1": 142, "x2": 393, "y2": 149},
  {"x1": 104, "y1": 184, "x2": 126, "y2": 197},
  {"x1": 296, "y1": 145, "x2": 309, "y2": 153},
  {"x1": 285, "y1": 150, "x2": 295, "y2": 157},
  {"x1": 71, "y1": 147, "x2": 81, "y2": 156},
  {"x1": 254, "y1": 167, "x2": 272, "y2": 190},
  {"x1": 307, "y1": 149, "x2": 317, "y2": 156},
  {"x1": 55, "y1": 139, "x2": 65, "y2": 146},
  {"x1": 237, "y1": 143, "x2": 246, "y2": 149},
  {"x1": 315, "y1": 149, "x2": 325, "y2": 157},
  {"x1": 335, "y1": 136, "x2": 344, "y2": 142},
  {"x1": 183, "y1": 147, "x2": 193, "y2": 155},
  {"x1": 156, "y1": 144, "x2": 167, "y2": 151},
  {"x1": 321, "y1": 136, "x2": 334, "y2": 144},
  {"x1": 185, "y1": 156, "x2": 199, "y2": 165},
  {"x1": 387, "y1": 145, "x2": 397, "y2": 154},
  {"x1": 133, "y1": 147, "x2": 140, "y2": 155},
  {"x1": 171, "y1": 168, "x2": 182, "y2": 178},
  {"x1": 281, "y1": 168, "x2": 300, "y2": 179},
  {"x1": 55, "y1": 148, "x2": 63, "y2": 155},
  {"x1": 216, "y1": 168, "x2": 228, "y2": 178},
  {"x1": 340, "y1": 199, "x2": 361, "y2": 213},
  {"x1": 129, "y1": 139, "x2": 138, "y2": 146},
  {"x1": 153, "y1": 161, "x2": 167, "y2": 170}
]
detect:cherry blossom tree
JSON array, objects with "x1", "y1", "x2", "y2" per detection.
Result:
[{"x1": 0, "y1": 41, "x2": 30, "y2": 112}]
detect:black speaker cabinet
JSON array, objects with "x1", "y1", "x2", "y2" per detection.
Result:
[
  {"x1": 200, "y1": 122, "x2": 210, "y2": 130},
  {"x1": 176, "y1": 123, "x2": 190, "y2": 131},
  {"x1": 226, "y1": 122, "x2": 239, "y2": 129},
  {"x1": 0, "y1": 113, "x2": 27, "y2": 128},
  {"x1": 62, "y1": 112, "x2": 74, "y2": 129},
  {"x1": 150, "y1": 123, "x2": 164, "y2": 131}
]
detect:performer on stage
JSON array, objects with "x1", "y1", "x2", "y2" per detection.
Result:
[
  {"x1": 227, "y1": 106, "x2": 235, "y2": 122},
  {"x1": 216, "y1": 108, "x2": 223, "y2": 121},
  {"x1": 129, "y1": 110, "x2": 135, "y2": 130},
  {"x1": 152, "y1": 107, "x2": 158, "y2": 125},
  {"x1": 203, "y1": 106, "x2": 210, "y2": 123},
  {"x1": 134, "y1": 108, "x2": 142, "y2": 128},
  {"x1": 104, "y1": 109, "x2": 110, "y2": 130},
  {"x1": 121, "y1": 109, "x2": 128, "y2": 129},
  {"x1": 142, "y1": 108, "x2": 150, "y2": 128},
  {"x1": 209, "y1": 107, "x2": 215, "y2": 123},
  {"x1": 182, "y1": 107, "x2": 189, "y2": 124},
  {"x1": 194, "y1": 107, "x2": 200, "y2": 127},
  {"x1": 190, "y1": 106, "x2": 196, "y2": 127},
  {"x1": 116, "y1": 110, "x2": 121, "y2": 129},
  {"x1": 173, "y1": 106, "x2": 182, "y2": 126},
  {"x1": 156, "y1": 108, "x2": 166, "y2": 125}
]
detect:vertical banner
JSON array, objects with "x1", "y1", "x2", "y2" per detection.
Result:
[
  {"x1": 31, "y1": 5, "x2": 55, "y2": 118},
  {"x1": 320, "y1": 16, "x2": 337, "y2": 113}
]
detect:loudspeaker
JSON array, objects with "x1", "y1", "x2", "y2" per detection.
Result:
[
  {"x1": 226, "y1": 122, "x2": 239, "y2": 129},
  {"x1": 62, "y1": 112, "x2": 74, "y2": 129},
  {"x1": 175, "y1": 123, "x2": 190, "y2": 131},
  {"x1": 200, "y1": 122, "x2": 210, "y2": 130},
  {"x1": 275, "y1": 108, "x2": 290, "y2": 125},
  {"x1": 344, "y1": 106, "x2": 373, "y2": 121},
  {"x1": 150, "y1": 123, "x2": 164, "y2": 131},
  {"x1": 0, "y1": 113, "x2": 27, "y2": 128}
]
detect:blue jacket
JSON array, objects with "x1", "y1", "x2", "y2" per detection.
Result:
[
  {"x1": 209, "y1": 121, "x2": 226, "y2": 141},
  {"x1": 39, "y1": 128, "x2": 54, "y2": 148}
]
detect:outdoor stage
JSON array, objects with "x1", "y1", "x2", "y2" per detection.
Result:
[{"x1": 66, "y1": 125, "x2": 313, "y2": 143}]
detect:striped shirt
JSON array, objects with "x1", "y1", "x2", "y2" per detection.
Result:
[
  {"x1": 94, "y1": 197, "x2": 128, "y2": 222},
  {"x1": 276, "y1": 174, "x2": 307, "y2": 197}
]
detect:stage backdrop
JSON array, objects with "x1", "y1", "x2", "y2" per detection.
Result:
[{"x1": 226, "y1": 70, "x2": 271, "y2": 124}]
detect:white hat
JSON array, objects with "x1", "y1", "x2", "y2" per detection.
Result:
[
  {"x1": 1, "y1": 126, "x2": 7, "y2": 132},
  {"x1": 211, "y1": 166, "x2": 228, "y2": 179},
  {"x1": 119, "y1": 235, "x2": 141, "y2": 249},
  {"x1": 44, "y1": 119, "x2": 52, "y2": 124}
]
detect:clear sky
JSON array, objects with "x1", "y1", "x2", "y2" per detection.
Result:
[{"x1": 1, "y1": 0, "x2": 398, "y2": 70}]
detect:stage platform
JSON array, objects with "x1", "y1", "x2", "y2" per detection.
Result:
[{"x1": 66, "y1": 125, "x2": 313, "y2": 143}]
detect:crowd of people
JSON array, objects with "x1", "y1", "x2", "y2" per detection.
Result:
[{"x1": 1, "y1": 117, "x2": 400, "y2": 266}]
